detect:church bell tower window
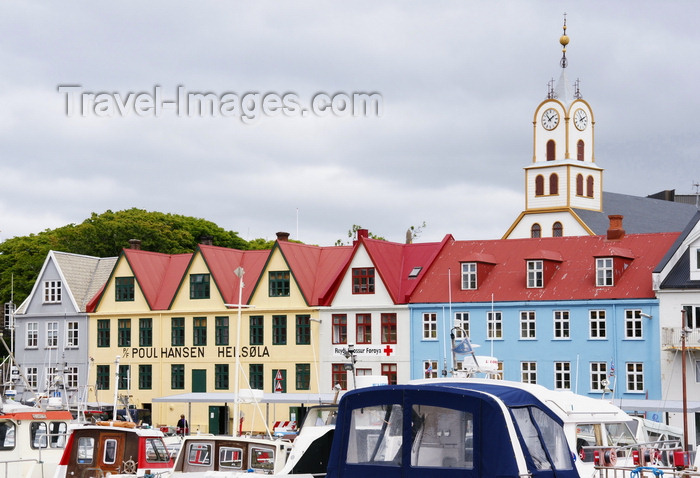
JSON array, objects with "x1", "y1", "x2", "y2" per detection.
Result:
[
  {"x1": 549, "y1": 174, "x2": 559, "y2": 195},
  {"x1": 546, "y1": 140, "x2": 556, "y2": 161},
  {"x1": 577, "y1": 140, "x2": 584, "y2": 161}
]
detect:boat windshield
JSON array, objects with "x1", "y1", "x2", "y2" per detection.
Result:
[
  {"x1": 301, "y1": 406, "x2": 338, "y2": 428},
  {"x1": 511, "y1": 406, "x2": 573, "y2": 471}
]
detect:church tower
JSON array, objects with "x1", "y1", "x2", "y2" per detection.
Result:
[{"x1": 504, "y1": 18, "x2": 603, "y2": 239}]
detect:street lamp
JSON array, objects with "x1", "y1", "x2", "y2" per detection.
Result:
[{"x1": 343, "y1": 344, "x2": 357, "y2": 389}]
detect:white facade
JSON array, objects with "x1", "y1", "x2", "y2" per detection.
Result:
[
  {"x1": 653, "y1": 214, "x2": 700, "y2": 448},
  {"x1": 317, "y1": 245, "x2": 411, "y2": 391}
]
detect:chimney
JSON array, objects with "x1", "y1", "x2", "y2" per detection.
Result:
[
  {"x1": 607, "y1": 215, "x2": 625, "y2": 240},
  {"x1": 276, "y1": 231, "x2": 290, "y2": 242},
  {"x1": 128, "y1": 239, "x2": 142, "y2": 250},
  {"x1": 357, "y1": 229, "x2": 369, "y2": 239},
  {"x1": 200, "y1": 235, "x2": 213, "y2": 246}
]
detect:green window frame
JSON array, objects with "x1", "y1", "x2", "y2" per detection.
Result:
[
  {"x1": 268, "y1": 271, "x2": 290, "y2": 297},
  {"x1": 296, "y1": 315, "x2": 310, "y2": 345},
  {"x1": 97, "y1": 320, "x2": 110, "y2": 348},
  {"x1": 172, "y1": 317, "x2": 185, "y2": 346},
  {"x1": 250, "y1": 316, "x2": 264, "y2": 345},
  {"x1": 193, "y1": 317, "x2": 207, "y2": 346},
  {"x1": 272, "y1": 315, "x2": 287, "y2": 345},
  {"x1": 115, "y1": 276, "x2": 135, "y2": 302},
  {"x1": 296, "y1": 363, "x2": 310, "y2": 390},
  {"x1": 118, "y1": 319, "x2": 131, "y2": 347},
  {"x1": 250, "y1": 364, "x2": 263, "y2": 390},
  {"x1": 190, "y1": 273, "x2": 211, "y2": 299},
  {"x1": 172, "y1": 364, "x2": 185, "y2": 390},
  {"x1": 118, "y1": 364, "x2": 130, "y2": 390},
  {"x1": 215, "y1": 316, "x2": 229, "y2": 346},
  {"x1": 139, "y1": 318, "x2": 153, "y2": 347},
  {"x1": 139, "y1": 364, "x2": 152, "y2": 390},
  {"x1": 215, "y1": 364, "x2": 229, "y2": 390},
  {"x1": 96, "y1": 365, "x2": 110, "y2": 390}
]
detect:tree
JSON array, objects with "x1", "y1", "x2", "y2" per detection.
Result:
[
  {"x1": 335, "y1": 225, "x2": 387, "y2": 246},
  {"x1": 0, "y1": 208, "x2": 249, "y2": 306}
]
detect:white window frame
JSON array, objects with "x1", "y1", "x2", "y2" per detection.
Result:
[
  {"x1": 554, "y1": 361, "x2": 571, "y2": 390},
  {"x1": 553, "y1": 310, "x2": 570, "y2": 339},
  {"x1": 25, "y1": 367, "x2": 38, "y2": 388},
  {"x1": 691, "y1": 247, "x2": 700, "y2": 281},
  {"x1": 45, "y1": 366, "x2": 58, "y2": 389},
  {"x1": 487, "y1": 311, "x2": 502, "y2": 339},
  {"x1": 454, "y1": 312, "x2": 469, "y2": 338},
  {"x1": 422, "y1": 313, "x2": 437, "y2": 340},
  {"x1": 527, "y1": 260, "x2": 543, "y2": 288},
  {"x1": 624, "y1": 309, "x2": 643, "y2": 339},
  {"x1": 521, "y1": 362, "x2": 537, "y2": 384},
  {"x1": 695, "y1": 360, "x2": 700, "y2": 383},
  {"x1": 596, "y1": 258, "x2": 614, "y2": 286},
  {"x1": 423, "y1": 360, "x2": 438, "y2": 379},
  {"x1": 683, "y1": 305, "x2": 700, "y2": 329},
  {"x1": 43, "y1": 280, "x2": 62, "y2": 303},
  {"x1": 590, "y1": 362, "x2": 607, "y2": 391},
  {"x1": 26, "y1": 322, "x2": 38, "y2": 348},
  {"x1": 519, "y1": 311, "x2": 536, "y2": 339},
  {"x1": 66, "y1": 321, "x2": 79, "y2": 348},
  {"x1": 589, "y1": 310, "x2": 607, "y2": 339},
  {"x1": 461, "y1": 262, "x2": 477, "y2": 290},
  {"x1": 626, "y1": 362, "x2": 644, "y2": 392},
  {"x1": 65, "y1": 366, "x2": 79, "y2": 389},
  {"x1": 46, "y1": 321, "x2": 59, "y2": 348}
]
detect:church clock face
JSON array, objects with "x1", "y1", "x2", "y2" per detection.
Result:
[
  {"x1": 541, "y1": 108, "x2": 559, "y2": 130},
  {"x1": 574, "y1": 108, "x2": 588, "y2": 130}
]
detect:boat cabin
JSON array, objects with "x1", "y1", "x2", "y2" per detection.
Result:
[
  {"x1": 325, "y1": 380, "x2": 579, "y2": 478},
  {"x1": 55, "y1": 421, "x2": 173, "y2": 478}
]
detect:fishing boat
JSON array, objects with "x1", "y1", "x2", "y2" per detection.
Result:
[
  {"x1": 53, "y1": 420, "x2": 174, "y2": 478},
  {"x1": 0, "y1": 398, "x2": 73, "y2": 478}
]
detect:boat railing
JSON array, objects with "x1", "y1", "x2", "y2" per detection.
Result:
[{"x1": 591, "y1": 443, "x2": 698, "y2": 478}]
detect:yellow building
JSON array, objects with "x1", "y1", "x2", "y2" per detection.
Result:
[{"x1": 88, "y1": 235, "x2": 351, "y2": 434}]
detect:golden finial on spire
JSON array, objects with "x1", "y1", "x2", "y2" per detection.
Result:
[{"x1": 560, "y1": 13, "x2": 569, "y2": 68}]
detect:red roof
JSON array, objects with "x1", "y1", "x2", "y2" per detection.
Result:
[
  {"x1": 124, "y1": 249, "x2": 193, "y2": 310},
  {"x1": 410, "y1": 233, "x2": 680, "y2": 303},
  {"x1": 276, "y1": 241, "x2": 353, "y2": 306},
  {"x1": 198, "y1": 244, "x2": 270, "y2": 304}
]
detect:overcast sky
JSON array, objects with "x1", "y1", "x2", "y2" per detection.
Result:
[{"x1": 1, "y1": 1, "x2": 698, "y2": 247}]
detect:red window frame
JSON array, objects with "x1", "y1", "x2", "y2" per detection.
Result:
[
  {"x1": 332, "y1": 314, "x2": 347, "y2": 344},
  {"x1": 331, "y1": 363, "x2": 348, "y2": 390},
  {"x1": 352, "y1": 268, "x2": 375, "y2": 294},
  {"x1": 381, "y1": 313, "x2": 397, "y2": 344},
  {"x1": 356, "y1": 314, "x2": 371, "y2": 344},
  {"x1": 381, "y1": 363, "x2": 397, "y2": 385}
]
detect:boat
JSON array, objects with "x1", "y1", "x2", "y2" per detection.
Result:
[
  {"x1": 0, "y1": 398, "x2": 73, "y2": 478},
  {"x1": 169, "y1": 404, "x2": 337, "y2": 477},
  {"x1": 53, "y1": 420, "x2": 174, "y2": 478}
]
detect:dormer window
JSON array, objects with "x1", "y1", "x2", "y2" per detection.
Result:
[
  {"x1": 527, "y1": 260, "x2": 543, "y2": 288},
  {"x1": 461, "y1": 262, "x2": 477, "y2": 290},
  {"x1": 596, "y1": 258, "x2": 614, "y2": 286}
]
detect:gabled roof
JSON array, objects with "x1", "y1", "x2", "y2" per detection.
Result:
[
  {"x1": 16, "y1": 251, "x2": 117, "y2": 314},
  {"x1": 655, "y1": 210, "x2": 700, "y2": 289},
  {"x1": 573, "y1": 192, "x2": 698, "y2": 235},
  {"x1": 273, "y1": 241, "x2": 353, "y2": 306},
  {"x1": 410, "y1": 233, "x2": 680, "y2": 303},
  {"x1": 122, "y1": 249, "x2": 193, "y2": 310},
  {"x1": 198, "y1": 244, "x2": 270, "y2": 304},
  {"x1": 361, "y1": 235, "x2": 452, "y2": 303}
]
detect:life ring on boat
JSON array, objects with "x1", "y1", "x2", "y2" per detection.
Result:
[{"x1": 96, "y1": 420, "x2": 137, "y2": 428}]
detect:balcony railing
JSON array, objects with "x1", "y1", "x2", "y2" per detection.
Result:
[{"x1": 661, "y1": 327, "x2": 700, "y2": 350}]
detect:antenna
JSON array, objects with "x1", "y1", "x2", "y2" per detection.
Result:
[{"x1": 693, "y1": 181, "x2": 699, "y2": 209}]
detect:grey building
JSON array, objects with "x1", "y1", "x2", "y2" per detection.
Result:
[{"x1": 13, "y1": 250, "x2": 116, "y2": 407}]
